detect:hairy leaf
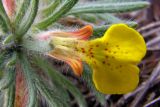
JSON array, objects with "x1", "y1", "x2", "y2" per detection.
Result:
[
  {"x1": 34, "y1": 57, "x2": 87, "y2": 107},
  {"x1": 68, "y1": 1, "x2": 149, "y2": 14},
  {"x1": 35, "y1": 0, "x2": 78, "y2": 29}
]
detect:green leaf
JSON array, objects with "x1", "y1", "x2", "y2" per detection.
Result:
[
  {"x1": 19, "y1": 53, "x2": 68, "y2": 107},
  {"x1": 15, "y1": 0, "x2": 31, "y2": 28},
  {"x1": 34, "y1": 57, "x2": 87, "y2": 107},
  {"x1": 0, "y1": 52, "x2": 16, "y2": 90},
  {"x1": 18, "y1": 54, "x2": 37, "y2": 107},
  {"x1": 0, "y1": 92, "x2": 4, "y2": 106},
  {"x1": 6, "y1": 53, "x2": 17, "y2": 67},
  {"x1": 52, "y1": 80, "x2": 70, "y2": 101},
  {"x1": 3, "y1": 83, "x2": 15, "y2": 107},
  {"x1": 96, "y1": 13, "x2": 137, "y2": 26},
  {"x1": 68, "y1": 1, "x2": 149, "y2": 15},
  {"x1": 35, "y1": 77, "x2": 69, "y2": 107},
  {"x1": 75, "y1": 14, "x2": 97, "y2": 23},
  {"x1": 42, "y1": 0, "x2": 61, "y2": 16},
  {"x1": 2, "y1": 34, "x2": 13, "y2": 45},
  {"x1": 0, "y1": 52, "x2": 6, "y2": 70},
  {"x1": 35, "y1": 0, "x2": 78, "y2": 30},
  {"x1": 97, "y1": 13, "x2": 123, "y2": 24},
  {"x1": 0, "y1": 16, "x2": 8, "y2": 32},
  {"x1": 16, "y1": 0, "x2": 39, "y2": 37},
  {"x1": 0, "y1": 67, "x2": 15, "y2": 90},
  {"x1": 82, "y1": 63, "x2": 106, "y2": 105},
  {"x1": 0, "y1": 1, "x2": 11, "y2": 32}
]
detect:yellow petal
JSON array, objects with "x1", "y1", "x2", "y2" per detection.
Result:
[
  {"x1": 92, "y1": 58, "x2": 139, "y2": 94},
  {"x1": 102, "y1": 24, "x2": 146, "y2": 64},
  {"x1": 74, "y1": 24, "x2": 146, "y2": 94}
]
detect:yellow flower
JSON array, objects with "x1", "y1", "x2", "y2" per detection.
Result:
[{"x1": 47, "y1": 24, "x2": 146, "y2": 94}]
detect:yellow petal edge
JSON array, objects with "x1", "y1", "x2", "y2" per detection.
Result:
[{"x1": 85, "y1": 24, "x2": 146, "y2": 94}]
